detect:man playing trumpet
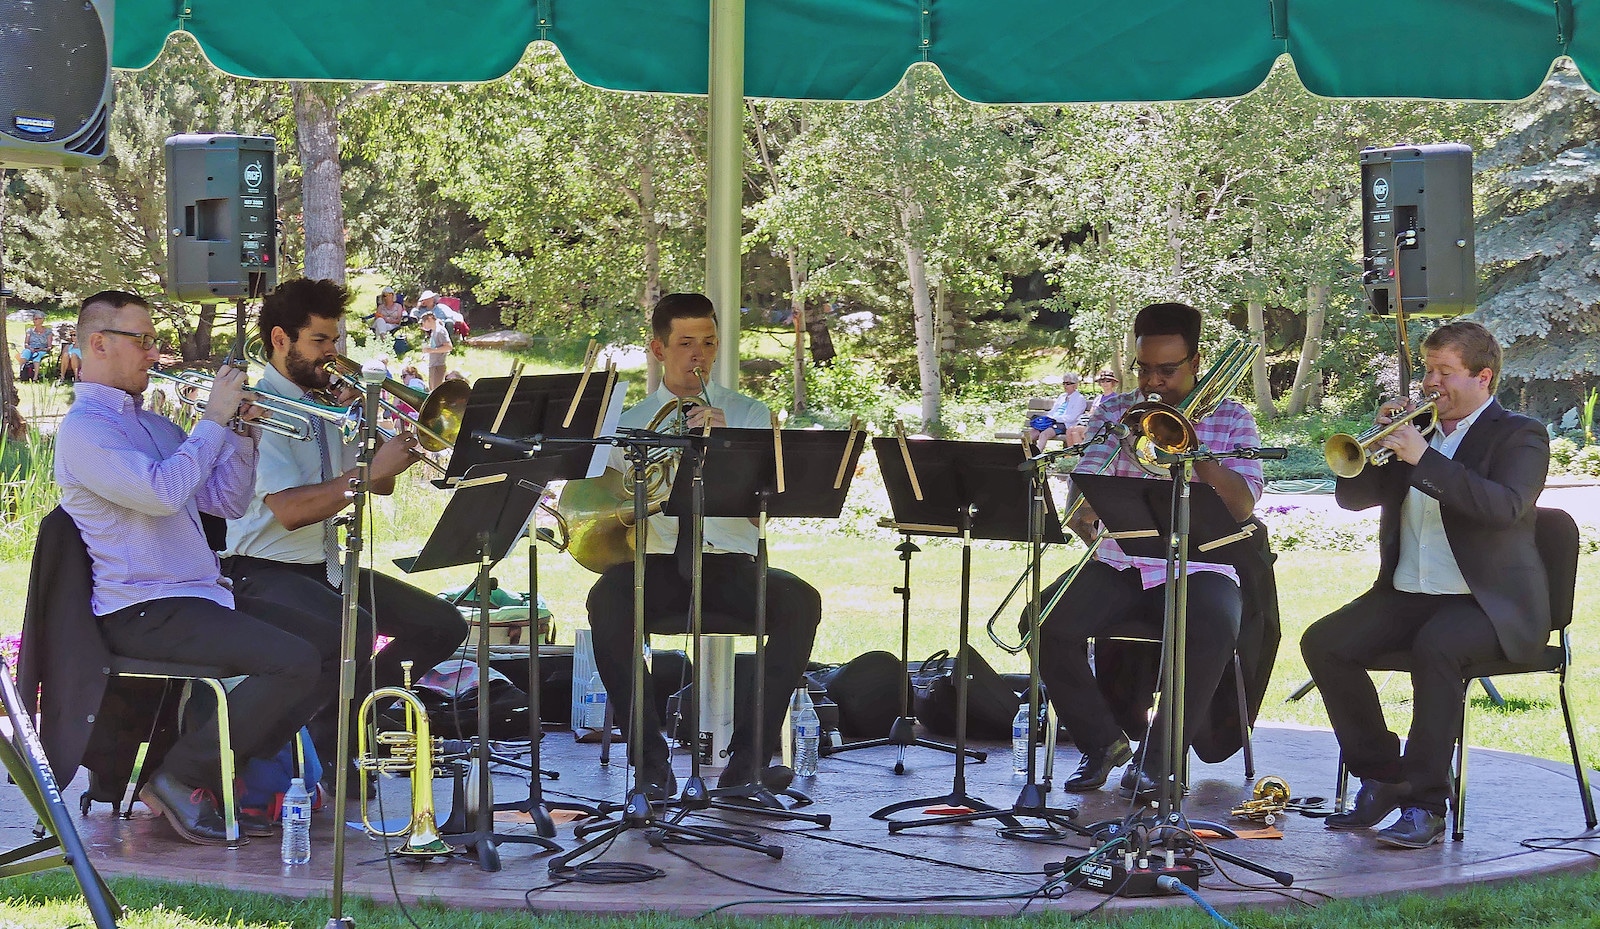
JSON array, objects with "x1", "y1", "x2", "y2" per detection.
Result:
[
  {"x1": 1302, "y1": 320, "x2": 1549, "y2": 848},
  {"x1": 585, "y1": 293, "x2": 822, "y2": 798},
  {"x1": 222, "y1": 278, "x2": 466, "y2": 776},
  {"x1": 56, "y1": 290, "x2": 335, "y2": 845}
]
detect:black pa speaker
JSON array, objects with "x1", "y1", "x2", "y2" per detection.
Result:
[
  {"x1": 1360, "y1": 143, "x2": 1475, "y2": 318},
  {"x1": 165, "y1": 134, "x2": 279, "y2": 302},
  {"x1": 0, "y1": 0, "x2": 115, "y2": 169}
]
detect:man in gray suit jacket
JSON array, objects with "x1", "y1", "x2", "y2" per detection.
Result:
[{"x1": 1301, "y1": 320, "x2": 1549, "y2": 849}]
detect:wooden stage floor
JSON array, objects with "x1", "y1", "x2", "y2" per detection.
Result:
[{"x1": 8, "y1": 723, "x2": 1600, "y2": 918}]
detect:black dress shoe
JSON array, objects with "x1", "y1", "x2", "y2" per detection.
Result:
[
  {"x1": 1118, "y1": 765, "x2": 1159, "y2": 801},
  {"x1": 1325, "y1": 778, "x2": 1410, "y2": 831},
  {"x1": 238, "y1": 808, "x2": 275, "y2": 838},
  {"x1": 1063, "y1": 738, "x2": 1133, "y2": 792},
  {"x1": 139, "y1": 771, "x2": 238, "y2": 846},
  {"x1": 639, "y1": 760, "x2": 678, "y2": 801},
  {"x1": 1374, "y1": 806, "x2": 1446, "y2": 848},
  {"x1": 716, "y1": 757, "x2": 795, "y2": 792}
]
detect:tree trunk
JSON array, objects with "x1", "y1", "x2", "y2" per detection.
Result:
[
  {"x1": 293, "y1": 84, "x2": 347, "y2": 284},
  {"x1": 1166, "y1": 197, "x2": 1184, "y2": 292},
  {"x1": 787, "y1": 249, "x2": 807, "y2": 414},
  {"x1": 904, "y1": 200, "x2": 939, "y2": 430},
  {"x1": 1286, "y1": 278, "x2": 1330, "y2": 415},
  {"x1": 640, "y1": 145, "x2": 663, "y2": 394},
  {"x1": 1246, "y1": 295, "x2": 1278, "y2": 419},
  {"x1": 179, "y1": 301, "x2": 219, "y2": 361}
]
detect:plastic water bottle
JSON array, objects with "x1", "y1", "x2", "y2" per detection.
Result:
[
  {"x1": 582, "y1": 671, "x2": 608, "y2": 730},
  {"x1": 1011, "y1": 704, "x2": 1032, "y2": 775},
  {"x1": 791, "y1": 687, "x2": 820, "y2": 777},
  {"x1": 281, "y1": 777, "x2": 312, "y2": 866}
]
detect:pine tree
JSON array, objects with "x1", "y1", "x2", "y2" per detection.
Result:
[{"x1": 1477, "y1": 64, "x2": 1600, "y2": 414}]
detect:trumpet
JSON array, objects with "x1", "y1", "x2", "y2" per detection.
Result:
[
  {"x1": 1323, "y1": 393, "x2": 1439, "y2": 478},
  {"x1": 148, "y1": 368, "x2": 361, "y2": 442},
  {"x1": 355, "y1": 661, "x2": 452, "y2": 858}
]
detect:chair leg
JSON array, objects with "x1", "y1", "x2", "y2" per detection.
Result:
[
  {"x1": 1334, "y1": 752, "x2": 1350, "y2": 813},
  {"x1": 1042, "y1": 704, "x2": 1056, "y2": 789},
  {"x1": 1558, "y1": 662, "x2": 1598, "y2": 829},
  {"x1": 198, "y1": 679, "x2": 240, "y2": 846},
  {"x1": 1233, "y1": 652, "x2": 1254, "y2": 781},
  {"x1": 1452, "y1": 687, "x2": 1467, "y2": 842}
]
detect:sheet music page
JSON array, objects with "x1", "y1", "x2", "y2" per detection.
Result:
[{"x1": 587, "y1": 381, "x2": 630, "y2": 478}]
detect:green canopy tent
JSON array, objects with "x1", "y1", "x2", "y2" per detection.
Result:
[{"x1": 112, "y1": 0, "x2": 1597, "y2": 380}]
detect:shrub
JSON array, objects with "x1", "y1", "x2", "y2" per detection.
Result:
[
  {"x1": 1574, "y1": 445, "x2": 1600, "y2": 478},
  {"x1": 1550, "y1": 437, "x2": 1579, "y2": 472}
]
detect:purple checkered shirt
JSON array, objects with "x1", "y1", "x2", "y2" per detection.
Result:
[
  {"x1": 55, "y1": 382, "x2": 259, "y2": 615},
  {"x1": 1072, "y1": 391, "x2": 1263, "y2": 589}
]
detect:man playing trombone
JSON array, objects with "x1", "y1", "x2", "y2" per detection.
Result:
[
  {"x1": 1302, "y1": 321, "x2": 1549, "y2": 848},
  {"x1": 56, "y1": 290, "x2": 337, "y2": 845},
  {"x1": 1039, "y1": 302, "x2": 1263, "y2": 799},
  {"x1": 222, "y1": 278, "x2": 466, "y2": 776},
  {"x1": 585, "y1": 292, "x2": 822, "y2": 798}
]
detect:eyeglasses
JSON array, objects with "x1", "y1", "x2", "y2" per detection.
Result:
[
  {"x1": 1132, "y1": 353, "x2": 1196, "y2": 379},
  {"x1": 101, "y1": 329, "x2": 161, "y2": 351}
]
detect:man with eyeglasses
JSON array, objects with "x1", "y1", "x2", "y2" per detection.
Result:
[
  {"x1": 1036, "y1": 302, "x2": 1263, "y2": 800},
  {"x1": 53, "y1": 291, "x2": 340, "y2": 847}
]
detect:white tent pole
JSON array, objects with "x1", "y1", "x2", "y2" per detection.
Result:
[{"x1": 706, "y1": 0, "x2": 745, "y2": 389}]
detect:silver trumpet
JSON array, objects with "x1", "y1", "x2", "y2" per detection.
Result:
[{"x1": 149, "y1": 368, "x2": 361, "y2": 442}]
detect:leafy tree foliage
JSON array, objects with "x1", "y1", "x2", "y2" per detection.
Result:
[{"x1": 1477, "y1": 65, "x2": 1600, "y2": 406}]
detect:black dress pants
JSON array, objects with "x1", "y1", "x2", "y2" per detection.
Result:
[
  {"x1": 1035, "y1": 560, "x2": 1241, "y2": 776},
  {"x1": 98, "y1": 595, "x2": 338, "y2": 793},
  {"x1": 1301, "y1": 587, "x2": 1504, "y2": 815},
  {"x1": 586, "y1": 553, "x2": 821, "y2": 766},
  {"x1": 223, "y1": 557, "x2": 468, "y2": 767}
]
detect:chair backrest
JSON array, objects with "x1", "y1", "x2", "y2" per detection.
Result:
[{"x1": 1536, "y1": 507, "x2": 1579, "y2": 632}]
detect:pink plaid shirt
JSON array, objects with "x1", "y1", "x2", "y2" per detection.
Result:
[{"x1": 1072, "y1": 391, "x2": 1263, "y2": 589}]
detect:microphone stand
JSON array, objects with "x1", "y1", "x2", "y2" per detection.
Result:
[
  {"x1": 328, "y1": 369, "x2": 384, "y2": 929},
  {"x1": 1077, "y1": 444, "x2": 1293, "y2": 893}
]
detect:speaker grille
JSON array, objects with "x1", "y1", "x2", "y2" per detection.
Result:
[{"x1": 0, "y1": 0, "x2": 111, "y2": 146}]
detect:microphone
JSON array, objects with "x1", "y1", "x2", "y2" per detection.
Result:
[
  {"x1": 1235, "y1": 446, "x2": 1288, "y2": 460},
  {"x1": 472, "y1": 430, "x2": 538, "y2": 455}
]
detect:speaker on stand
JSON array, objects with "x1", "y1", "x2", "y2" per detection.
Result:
[{"x1": 0, "y1": 0, "x2": 115, "y2": 170}]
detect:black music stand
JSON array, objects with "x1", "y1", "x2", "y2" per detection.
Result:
[
  {"x1": 661, "y1": 427, "x2": 865, "y2": 825},
  {"x1": 550, "y1": 429, "x2": 785, "y2": 874},
  {"x1": 1069, "y1": 463, "x2": 1292, "y2": 889},
  {"x1": 869, "y1": 438, "x2": 1082, "y2": 836},
  {"x1": 440, "y1": 369, "x2": 616, "y2": 487},
  {"x1": 822, "y1": 528, "x2": 985, "y2": 772},
  {"x1": 395, "y1": 458, "x2": 568, "y2": 869}
]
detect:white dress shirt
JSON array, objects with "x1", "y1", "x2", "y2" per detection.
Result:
[
  {"x1": 1393, "y1": 396, "x2": 1493, "y2": 595},
  {"x1": 610, "y1": 381, "x2": 770, "y2": 557},
  {"x1": 223, "y1": 364, "x2": 358, "y2": 564}
]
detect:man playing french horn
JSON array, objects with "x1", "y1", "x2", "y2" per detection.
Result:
[
  {"x1": 585, "y1": 293, "x2": 822, "y2": 799},
  {"x1": 1302, "y1": 320, "x2": 1549, "y2": 849},
  {"x1": 1040, "y1": 302, "x2": 1263, "y2": 800}
]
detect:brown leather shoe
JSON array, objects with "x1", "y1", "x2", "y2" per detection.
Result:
[{"x1": 139, "y1": 771, "x2": 240, "y2": 846}]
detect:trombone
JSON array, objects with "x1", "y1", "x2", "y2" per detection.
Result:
[
  {"x1": 322, "y1": 356, "x2": 470, "y2": 474},
  {"x1": 1323, "y1": 393, "x2": 1439, "y2": 478},
  {"x1": 148, "y1": 368, "x2": 361, "y2": 442},
  {"x1": 984, "y1": 339, "x2": 1260, "y2": 653}
]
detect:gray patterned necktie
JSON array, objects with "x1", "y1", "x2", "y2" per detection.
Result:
[{"x1": 314, "y1": 416, "x2": 343, "y2": 588}]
